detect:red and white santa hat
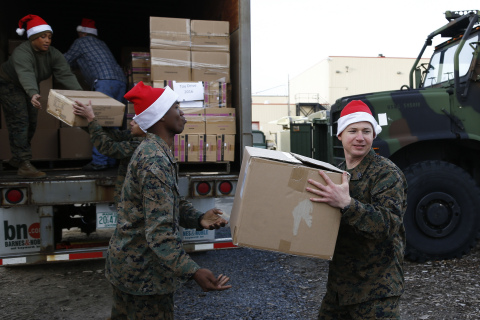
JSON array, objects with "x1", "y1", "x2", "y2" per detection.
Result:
[
  {"x1": 125, "y1": 82, "x2": 179, "y2": 132},
  {"x1": 336, "y1": 100, "x2": 382, "y2": 137},
  {"x1": 77, "y1": 18, "x2": 98, "y2": 36},
  {"x1": 16, "y1": 14, "x2": 53, "y2": 39}
]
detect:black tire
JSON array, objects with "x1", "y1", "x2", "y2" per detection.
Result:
[{"x1": 404, "y1": 161, "x2": 480, "y2": 262}]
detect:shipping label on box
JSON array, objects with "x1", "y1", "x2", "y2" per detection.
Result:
[
  {"x1": 191, "y1": 51, "x2": 230, "y2": 82},
  {"x1": 230, "y1": 147, "x2": 344, "y2": 260},
  {"x1": 173, "y1": 81, "x2": 204, "y2": 101},
  {"x1": 150, "y1": 49, "x2": 191, "y2": 82},
  {"x1": 47, "y1": 90, "x2": 125, "y2": 127}
]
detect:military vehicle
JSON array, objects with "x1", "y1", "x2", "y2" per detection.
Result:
[{"x1": 327, "y1": 10, "x2": 480, "y2": 262}]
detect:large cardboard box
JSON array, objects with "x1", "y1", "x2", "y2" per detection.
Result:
[
  {"x1": 191, "y1": 51, "x2": 230, "y2": 82},
  {"x1": 205, "y1": 134, "x2": 217, "y2": 162},
  {"x1": 230, "y1": 147, "x2": 344, "y2": 259},
  {"x1": 150, "y1": 17, "x2": 191, "y2": 50},
  {"x1": 47, "y1": 90, "x2": 125, "y2": 127},
  {"x1": 59, "y1": 127, "x2": 92, "y2": 159},
  {"x1": 191, "y1": 20, "x2": 229, "y2": 52},
  {"x1": 150, "y1": 49, "x2": 191, "y2": 81},
  {"x1": 181, "y1": 107, "x2": 205, "y2": 134},
  {"x1": 186, "y1": 134, "x2": 200, "y2": 162},
  {"x1": 205, "y1": 107, "x2": 235, "y2": 134}
]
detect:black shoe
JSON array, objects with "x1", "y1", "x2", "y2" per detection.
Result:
[{"x1": 82, "y1": 162, "x2": 108, "y2": 171}]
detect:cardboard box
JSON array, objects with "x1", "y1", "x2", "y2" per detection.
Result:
[
  {"x1": 150, "y1": 17, "x2": 191, "y2": 50},
  {"x1": 191, "y1": 20, "x2": 229, "y2": 52},
  {"x1": 216, "y1": 134, "x2": 235, "y2": 162},
  {"x1": 59, "y1": 127, "x2": 92, "y2": 159},
  {"x1": 178, "y1": 134, "x2": 186, "y2": 162},
  {"x1": 191, "y1": 51, "x2": 230, "y2": 82},
  {"x1": 230, "y1": 147, "x2": 344, "y2": 259},
  {"x1": 47, "y1": 90, "x2": 125, "y2": 127},
  {"x1": 186, "y1": 134, "x2": 200, "y2": 162},
  {"x1": 205, "y1": 107, "x2": 235, "y2": 134},
  {"x1": 131, "y1": 73, "x2": 151, "y2": 84},
  {"x1": 173, "y1": 134, "x2": 180, "y2": 161},
  {"x1": 204, "y1": 81, "x2": 227, "y2": 108},
  {"x1": 181, "y1": 107, "x2": 205, "y2": 134},
  {"x1": 205, "y1": 134, "x2": 217, "y2": 162},
  {"x1": 150, "y1": 49, "x2": 191, "y2": 81}
]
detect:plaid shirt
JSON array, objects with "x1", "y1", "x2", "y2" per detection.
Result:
[{"x1": 64, "y1": 35, "x2": 126, "y2": 88}]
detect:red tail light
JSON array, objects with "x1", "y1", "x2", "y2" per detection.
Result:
[
  {"x1": 218, "y1": 181, "x2": 233, "y2": 195},
  {"x1": 196, "y1": 182, "x2": 211, "y2": 195},
  {"x1": 5, "y1": 188, "x2": 24, "y2": 204}
]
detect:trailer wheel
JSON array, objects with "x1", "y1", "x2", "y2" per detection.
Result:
[{"x1": 403, "y1": 161, "x2": 480, "y2": 262}]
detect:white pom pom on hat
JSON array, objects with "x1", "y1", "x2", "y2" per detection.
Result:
[
  {"x1": 336, "y1": 100, "x2": 382, "y2": 137},
  {"x1": 16, "y1": 28, "x2": 25, "y2": 36}
]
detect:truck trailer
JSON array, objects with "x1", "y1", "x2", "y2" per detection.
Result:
[{"x1": 0, "y1": 0, "x2": 252, "y2": 265}]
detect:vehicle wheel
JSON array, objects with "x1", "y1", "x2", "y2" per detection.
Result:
[{"x1": 403, "y1": 161, "x2": 480, "y2": 262}]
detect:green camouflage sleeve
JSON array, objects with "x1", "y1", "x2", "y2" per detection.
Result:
[
  {"x1": 87, "y1": 119, "x2": 141, "y2": 159},
  {"x1": 342, "y1": 167, "x2": 407, "y2": 240},
  {"x1": 139, "y1": 153, "x2": 200, "y2": 280},
  {"x1": 179, "y1": 197, "x2": 204, "y2": 229}
]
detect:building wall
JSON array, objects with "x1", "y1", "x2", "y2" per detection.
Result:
[
  {"x1": 289, "y1": 56, "x2": 429, "y2": 107},
  {"x1": 251, "y1": 95, "x2": 292, "y2": 143}
]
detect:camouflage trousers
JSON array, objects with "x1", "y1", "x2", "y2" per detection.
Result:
[
  {"x1": 318, "y1": 290, "x2": 401, "y2": 320},
  {"x1": 0, "y1": 78, "x2": 38, "y2": 162},
  {"x1": 110, "y1": 285, "x2": 174, "y2": 320}
]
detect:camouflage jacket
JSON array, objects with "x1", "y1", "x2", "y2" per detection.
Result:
[
  {"x1": 330, "y1": 149, "x2": 407, "y2": 305},
  {"x1": 87, "y1": 119, "x2": 143, "y2": 204},
  {"x1": 105, "y1": 133, "x2": 203, "y2": 295}
]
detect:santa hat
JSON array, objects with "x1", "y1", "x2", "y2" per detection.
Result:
[
  {"x1": 77, "y1": 18, "x2": 98, "y2": 36},
  {"x1": 16, "y1": 14, "x2": 53, "y2": 39},
  {"x1": 336, "y1": 100, "x2": 382, "y2": 137},
  {"x1": 125, "y1": 82, "x2": 179, "y2": 132}
]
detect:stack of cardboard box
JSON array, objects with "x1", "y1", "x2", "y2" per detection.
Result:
[{"x1": 147, "y1": 17, "x2": 234, "y2": 164}]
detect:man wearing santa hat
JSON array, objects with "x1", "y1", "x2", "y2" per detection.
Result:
[
  {"x1": 105, "y1": 82, "x2": 231, "y2": 318},
  {"x1": 0, "y1": 14, "x2": 83, "y2": 178},
  {"x1": 64, "y1": 18, "x2": 127, "y2": 172},
  {"x1": 306, "y1": 100, "x2": 407, "y2": 319}
]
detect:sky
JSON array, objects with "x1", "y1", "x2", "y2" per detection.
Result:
[{"x1": 251, "y1": 0, "x2": 480, "y2": 95}]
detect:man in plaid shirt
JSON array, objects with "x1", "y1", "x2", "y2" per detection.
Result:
[{"x1": 64, "y1": 18, "x2": 127, "y2": 171}]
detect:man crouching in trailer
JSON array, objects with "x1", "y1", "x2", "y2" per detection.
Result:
[{"x1": 105, "y1": 81, "x2": 231, "y2": 319}]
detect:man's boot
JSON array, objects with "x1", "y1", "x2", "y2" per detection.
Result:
[{"x1": 17, "y1": 161, "x2": 46, "y2": 179}]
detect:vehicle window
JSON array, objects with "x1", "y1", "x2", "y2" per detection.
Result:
[{"x1": 424, "y1": 35, "x2": 478, "y2": 87}]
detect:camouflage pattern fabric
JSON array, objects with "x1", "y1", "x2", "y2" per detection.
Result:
[
  {"x1": 323, "y1": 149, "x2": 407, "y2": 308},
  {"x1": 0, "y1": 78, "x2": 38, "y2": 162},
  {"x1": 111, "y1": 284, "x2": 173, "y2": 320},
  {"x1": 318, "y1": 289, "x2": 400, "y2": 320},
  {"x1": 87, "y1": 119, "x2": 143, "y2": 204},
  {"x1": 105, "y1": 133, "x2": 203, "y2": 297}
]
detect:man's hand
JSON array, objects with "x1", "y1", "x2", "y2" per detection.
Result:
[
  {"x1": 200, "y1": 208, "x2": 228, "y2": 230},
  {"x1": 306, "y1": 170, "x2": 351, "y2": 209},
  {"x1": 73, "y1": 100, "x2": 95, "y2": 122},
  {"x1": 31, "y1": 94, "x2": 42, "y2": 109},
  {"x1": 192, "y1": 268, "x2": 232, "y2": 292}
]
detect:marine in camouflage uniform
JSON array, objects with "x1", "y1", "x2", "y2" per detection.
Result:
[
  {"x1": 321, "y1": 149, "x2": 406, "y2": 319},
  {"x1": 105, "y1": 83, "x2": 230, "y2": 319},
  {"x1": 307, "y1": 100, "x2": 407, "y2": 320}
]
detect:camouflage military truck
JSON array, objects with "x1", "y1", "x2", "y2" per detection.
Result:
[{"x1": 327, "y1": 10, "x2": 480, "y2": 262}]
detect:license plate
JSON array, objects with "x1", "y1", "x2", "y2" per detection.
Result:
[{"x1": 96, "y1": 203, "x2": 117, "y2": 229}]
